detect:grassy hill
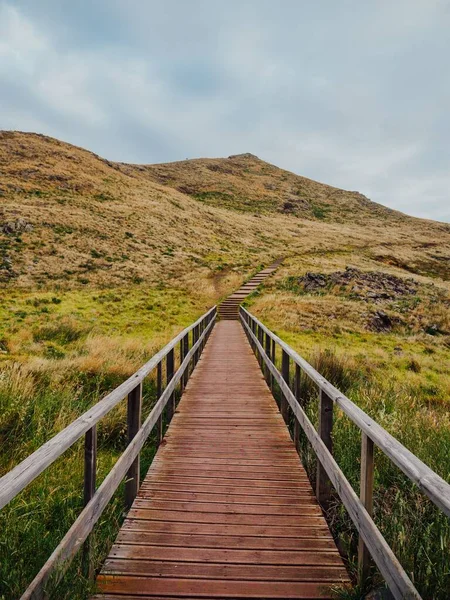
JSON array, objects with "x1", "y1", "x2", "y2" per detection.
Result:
[
  {"x1": 1, "y1": 131, "x2": 449, "y2": 292},
  {"x1": 1, "y1": 130, "x2": 450, "y2": 599}
]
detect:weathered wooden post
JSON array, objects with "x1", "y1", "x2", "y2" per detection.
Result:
[
  {"x1": 256, "y1": 324, "x2": 262, "y2": 364},
  {"x1": 281, "y1": 350, "x2": 290, "y2": 422},
  {"x1": 316, "y1": 389, "x2": 333, "y2": 507},
  {"x1": 156, "y1": 361, "x2": 163, "y2": 444},
  {"x1": 270, "y1": 339, "x2": 276, "y2": 391},
  {"x1": 125, "y1": 382, "x2": 142, "y2": 510},
  {"x1": 82, "y1": 425, "x2": 97, "y2": 579},
  {"x1": 167, "y1": 349, "x2": 175, "y2": 419},
  {"x1": 183, "y1": 333, "x2": 190, "y2": 384},
  {"x1": 84, "y1": 426, "x2": 97, "y2": 506},
  {"x1": 258, "y1": 327, "x2": 265, "y2": 368},
  {"x1": 193, "y1": 324, "x2": 199, "y2": 365},
  {"x1": 179, "y1": 338, "x2": 185, "y2": 392},
  {"x1": 293, "y1": 363, "x2": 301, "y2": 452},
  {"x1": 264, "y1": 331, "x2": 271, "y2": 384},
  {"x1": 358, "y1": 432, "x2": 375, "y2": 582}
]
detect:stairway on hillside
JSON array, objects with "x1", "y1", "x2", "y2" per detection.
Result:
[{"x1": 218, "y1": 258, "x2": 283, "y2": 320}]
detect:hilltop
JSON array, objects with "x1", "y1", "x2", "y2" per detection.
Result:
[
  {"x1": 126, "y1": 152, "x2": 401, "y2": 222},
  {"x1": 1, "y1": 131, "x2": 449, "y2": 293}
]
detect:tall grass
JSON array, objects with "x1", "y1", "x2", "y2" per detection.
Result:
[
  {"x1": 0, "y1": 356, "x2": 164, "y2": 599},
  {"x1": 272, "y1": 347, "x2": 450, "y2": 599},
  {"x1": 0, "y1": 308, "x2": 195, "y2": 600}
]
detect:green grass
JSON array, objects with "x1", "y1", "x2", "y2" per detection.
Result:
[
  {"x1": 0, "y1": 374, "x2": 162, "y2": 600},
  {"x1": 192, "y1": 190, "x2": 274, "y2": 213},
  {"x1": 255, "y1": 321, "x2": 450, "y2": 599},
  {"x1": 310, "y1": 202, "x2": 330, "y2": 220},
  {"x1": 0, "y1": 286, "x2": 208, "y2": 361},
  {"x1": 0, "y1": 284, "x2": 212, "y2": 599}
]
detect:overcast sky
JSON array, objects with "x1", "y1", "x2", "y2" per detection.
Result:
[{"x1": 1, "y1": 1, "x2": 449, "y2": 222}]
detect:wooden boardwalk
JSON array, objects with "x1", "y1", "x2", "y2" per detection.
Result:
[
  {"x1": 95, "y1": 321, "x2": 349, "y2": 599},
  {"x1": 218, "y1": 259, "x2": 282, "y2": 320}
]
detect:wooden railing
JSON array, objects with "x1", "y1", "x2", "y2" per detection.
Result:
[
  {"x1": 0, "y1": 307, "x2": 217, "y2": 599},
  {"x1": 240, "y1": 306, "x2": 450, "y2": 600}
]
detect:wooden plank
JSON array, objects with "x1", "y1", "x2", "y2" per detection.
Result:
[
  {"x1": 142, "y1": 476, "x2": 310, "y2": 489},
  {"x1": 101, "y1": 560, "x2": 347, "y2": 581},
  {"x1": 115, "y1": 530, "x2": 336, "y2": 550},
  {"x1": 137, "y1": 490, "x2": 315, "y2": 504},
  {"x1": 126, "y1": 508, "x2": 326, "y2": 526},
  {"x1": 107, "y1": 544, "x2": 345, "y2": 565},
  {"x1": 131, "y1": 499, "x2": 322, "y2": 516},
  {"x1": 138, "y1": 485, "x2": 314, "y2": 498},
  {"x1": 97, "y1": 575, "x2": 338, "y2": 598},
  {"x1": 121, "y1": 519, "x2": 332, "y2": 538}
]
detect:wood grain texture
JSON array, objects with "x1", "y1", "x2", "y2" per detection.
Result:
[{"x1": 96, "y1": 321, "x2": 349, "y2": 599}]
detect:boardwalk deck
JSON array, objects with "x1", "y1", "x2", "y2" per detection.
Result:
[{"x1": 95, "y1": 321, "x2": 349, "y2": 599}]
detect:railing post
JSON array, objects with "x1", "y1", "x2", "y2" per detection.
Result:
[
  {"x1": 179, "y1": 333, "x2": 189, "y2": 392},
  {"x1": 156, "y1": 361, "x2": 163, "y2": 444},
  {"x1": 183, "y1": 333, "x2": 189, "y2": 386},
  {"x1": 125, "y1": 382, "x2": 142, "y2": 510},
  {"x1": 358, "y1": 432, "x2": 375, "y2": 582},
  {"x1": 316, "y1": 389, "x2": 333, "y2": 507},
  {"x1": 264, "y1": 331, "x2": 271, "y2": 383},
  {"x1": 270, "y1": 338, "x2": 276, "y2": 392},
  {"x1": 255, "y1": 324, "x2": 261, "y2": 364},
  {"x1": 250, "y1": 319, "x2": 256, "y2": 350},
  {"x1": 200, "y1": 319, "x2": 205, "y2": 352},
  {"x1": 281, "y1": 350, "x2": 290, "y2": 422},
  {"x1": 179, "y1": 338, "x2": 184, "y2": 392},
  {"x1": 193, "y1": 324, "x2": 199, "y2": 365},
  {"x1": 293, "y1": 363, "x2": 301, "y2": 453},
  {"x1": 82, "y1": 425, "x2": 97, "y2": 579},
  {"x1": 167, "y1": 348, "x2": 175, "y2": 419},
  {"x1": 84, "y1": 426, "x2": 97, "y2": 506},
  {"x1": 258, "y1": 327, "x2": 264, "y2": 368}
]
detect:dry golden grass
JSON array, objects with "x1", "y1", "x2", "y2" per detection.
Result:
[{"x1": 1, "y1": 130, "x2": 449, "y2": 295}]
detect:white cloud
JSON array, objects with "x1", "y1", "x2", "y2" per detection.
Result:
[{"x1": 0, "y1": 0, "x2": 449, "y2": 221}]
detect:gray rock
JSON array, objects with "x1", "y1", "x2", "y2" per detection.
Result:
[{"x1": 2, "y1": 217, "x2": 33, "y2": 234}]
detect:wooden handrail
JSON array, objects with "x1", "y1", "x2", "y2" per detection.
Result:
[
  {"x1": 0, "y1": 306, "x2": 216, "y2": 510},
  {"x1": 240, "y1": 307, "x2": 450, "y2": 600},
  {"x1": 240, "y1": 307, "x2": 450, "y2": 518},
  {"x1": 19, "y1": 313, "x2": 216, "y2": 599}
]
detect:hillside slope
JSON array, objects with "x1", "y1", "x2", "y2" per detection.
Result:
[{"x1": 1, "y1": 131, "x2": 449, "y2": 291}]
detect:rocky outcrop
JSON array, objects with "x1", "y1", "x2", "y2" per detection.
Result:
[
  {"x1": 296, "y1": 267, "x2": 417, "y2": 301},
  {"x1": 2, "y1": 217, "x2": 33, "y2": 234}
]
